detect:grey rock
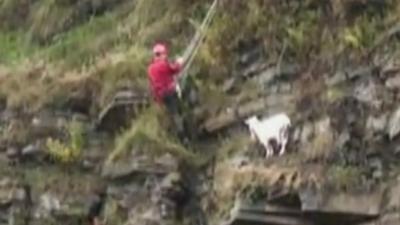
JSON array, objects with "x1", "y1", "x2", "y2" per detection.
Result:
[
  {"x1": 353, "y1": 79, "x2": 382, "y2": 109},
  {"x1": 326, "y1": 71, "x2": 347, "y2": 86},
  {"x1": 0, "y1": 110, "x2": 17, "y2": 123},
  {"x1": 367, "y1": 114, "x2": 388, "y2": 134},
  {"x1": 375, "y1": 213, "x2": 400, "y2": 225},
  {"x1": 385, "y1": 75, "x2": 400, "y2": 89},
  {"x1": 30, "y1": 115, "x2": 66, "y2": 140},
  {"x1": 6, "y1": 147, "x2": 20, "y2": 159},
  {"x1": 8, "y1": 187, "x2": 32, "y2": 225},
  {"x1": 34, "y1": 192, "x2": 61, "y2": 219},
  {"x1": 256, "y1": 68, "x2": 277, "y2": 85},
  {"x1": 299, "y1": 187, "x2": 322, "y2": 210},
  {"x1": 254, "y1": 64, "x2": 299, "y2": 87},
  {"x1": 114, "y1": 89, "x2": 144, "y2": 100},
  {"x1": 96, "y1": 89, "x2": 148, "y2": 132},
  {"x1": 267, "y1": 85, "x2": 279, "y2": 94},
  {"x1": 102, "y1": 153, "x2": 176, "y2": 180},
  {"x1": 107, "y1": 183, "x2": 150, "y2": 210},
  {"x1": 81, "y1": 148, "x2": 104, "y2": 170},
  {"x1": 336, "y1": 131, "x2": 350, "y2": 149},
  {"x1": 0, "y1": 178, "x2": 13, "y2": 206},
  {"x1": 385, "y1": 176, "x2": 400, "y2": 210},
  {"x1": 346, "y1": 66, "x2": 374, "y2": 80},
  {"x1": 243, "y1": 61, "x2": 267, "y2": 78},
  {"x1": 292, "y1": 127, "x2": 302, "y2": 142},
  {"x1": 369, "y1": 158, "x2": 383, "y2": 179},
  {"x1": 159, "y1": 172, "x2": 181, "y2": 190},
  {"x1": 372, "y1": 169, "x2": 383, "y2": 180},
  {"x1": 101, "y1": 161, "x2": 144, "y2": 180},
  {"x1": 140, "y1": 207, "x2": 163, "y2": 225},
  {"x1": 387, "y1": 107, "x2": 400, "y2": 139},
  {"x1": 300, "y1": 124, "x2": 314, "y2": 144},
  {"x1": 279, "y1": 83, "x2": 292, "y2": 93},
  {"x1": 202, "y1": 93, "x2": 294, "y2": 133},
  {"x1": 31, "y1": 115, "x2": 65, "y2": 130},
  {"x1": 0, "y1": 178, "x2": 12, "y2": 188},
  {"x1": 154, "y1": 154, "x2": 178, "y2": 171},
  {"x1": 101, "y1": 155, "x2": 149, "y2": 179},
  {"x1": 230, "y1": 155, "x2": 250, "y2": 168},
  {"x1": 239, "y1": 47, "x2": 263, "y2": 66},
  {"x1": 314, "y1": 117, "x2": 331, "y2": 133},
  {"x1": 222, "y1": 78, "x2": 237, "y2": 93},
  {"x1": 279, "y1": 63, "x2": 300, "y2": 78},
  {"x1": 82, "y1": 160, "x2": 96, "y2": 170},
  {"x1": 317, "y1": 191, "x2": 383, "y2": 215},
  {"x1": 21, "y1": 143, "x2": 42, "y2": 158}
]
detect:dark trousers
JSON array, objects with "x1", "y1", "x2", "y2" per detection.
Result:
[
  {"x1": 163, "y1": 91, "x2": 182, "y2": 117},
  {"x1": 162, "y1": 91, "x2": 188, "y2": 143}
]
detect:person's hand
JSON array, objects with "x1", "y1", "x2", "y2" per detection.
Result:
[{"x1": 176, "y1": 57, "x2": 184, "y2": 65}]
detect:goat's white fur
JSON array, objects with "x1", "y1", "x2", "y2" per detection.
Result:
[{"x1": 245, "y1": 113, "x2": 291, "y2": 158}]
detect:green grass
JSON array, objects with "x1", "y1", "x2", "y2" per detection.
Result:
[
  {"x1": 106, "y1": 105, "x2": 202, "y2": 166},
  {"x1": 41, "y1": 12, "x2": 120, "y2": 66},
  {"x1": 46, "y1": 119, "x2": 85, "y2": 164},
  {"x1": 218, "y1": 133, "x2": 252, "y2": 159},
  {"x1": 327, "y1": 166, "x2": 364, "y2": 191},
  {"x1": 0, "y1": 0, "x2": 397, "y2": 127},
  {"x1": 0, "y1": 2, "x2": 399, "y2": 224},
  {"x1": 29, "y1": 0, "x2": 74, "y2": 42},
  {"x1": 95, "y1": 44, "x2": 150, "y2": 106},
  {"x1": 0, "y1": 32, "x2": 39, "y2": 64}
]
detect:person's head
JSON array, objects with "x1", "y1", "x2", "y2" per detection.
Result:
[{"x1": 153, "y1": 43, "x2": 168, "y2": 60}]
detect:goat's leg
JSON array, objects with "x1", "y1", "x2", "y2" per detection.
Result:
[
  {"x1": 261, "y1": 142, "x2": 269, "y2": 158},
  {"x1": 264, "y1": 143, "x2": 273, "y2": 158},
  {"x1": 268, "y1": 145, "x2": 274, "y2": 157},
  {"x1": 279, "y1": 140, "x2": 286, "y2": 156},
  {"x1": 279, "y1": 134, "x2": 286, "y2": 155},
  {"x1": 250, "y1": 130, "x2": 257, "y2": 141},
  {"x1": 279, "y1": 127, "x2": 289, "y2": 155}
]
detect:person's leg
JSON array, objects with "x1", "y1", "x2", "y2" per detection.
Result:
[
  {"x1": 162, "y1": 92, "x2": 187, "y2": 142},
  {"x1": 172, "y1": 89, "x2": 197, "y2": 143},
  {"x1": 163, "y1": 92, "x2": 179, "y2": 115}
]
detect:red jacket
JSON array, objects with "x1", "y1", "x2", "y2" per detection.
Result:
[{"x1": 147, "y1": 58, "x2": 182, "y2": 103}]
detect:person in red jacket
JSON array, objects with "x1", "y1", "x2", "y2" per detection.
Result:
[
  {"x1": 148, "y1": 43, "x2": 187, "y2": 142},
  {"x1": 148, "y1": 43, "x2": 184, "y2": 104}
]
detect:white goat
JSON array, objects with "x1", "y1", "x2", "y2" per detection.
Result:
[{"x1": 244, "y1": 113, "x2": 291, "y2": 158}]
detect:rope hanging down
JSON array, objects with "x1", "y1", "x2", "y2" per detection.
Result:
[{"x1": 176, "y1": 0, "x2": 219, "y2": 98}]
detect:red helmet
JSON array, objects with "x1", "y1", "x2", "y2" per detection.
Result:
[{"x1": 153, "y1": 43, "x2": 168, "y2": 55}]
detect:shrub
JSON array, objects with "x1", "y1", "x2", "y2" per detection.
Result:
[{"x1": 46, "y1": 120, "x2": 85, "y2": 164}]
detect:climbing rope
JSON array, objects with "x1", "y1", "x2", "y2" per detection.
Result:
[{"x1": 176, "y1": 0, "x2": 219, "y2": 98}]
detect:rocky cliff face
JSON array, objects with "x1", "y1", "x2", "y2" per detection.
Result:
[{"x1": 0, "y1": 1, "x2": 400, "y2": 225}]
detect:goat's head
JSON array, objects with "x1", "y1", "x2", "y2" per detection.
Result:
[{"x1": 244, "y1": 116, "x2": 259, "y2": 128}]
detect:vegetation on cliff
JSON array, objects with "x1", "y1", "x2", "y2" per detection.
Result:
[{"x1": 0, "y1": 0, "x2": 400, "y2": 224}]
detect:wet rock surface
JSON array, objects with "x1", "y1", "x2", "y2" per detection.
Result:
[
  {"x1": 2, "y1": 1, "x2": 400, "y2": 225},
  {"x1": 224, "y1": 190, "x2": 381, "y2": 225},
  {"x1": 2, "y1": 25, "x2": 400, "y2": 225},
  {"x1": 387, "y1": 106, "x2": 400, "y2": 140},
  {"x1": 1, "y1": 64, "x2": 399, "y2": 225},
  {"x1": 95, "y1": 89, "x2": 149, "y2": 133},
  {"x1": 0, "y1": 63, "x2": 399, "y2": 225}
]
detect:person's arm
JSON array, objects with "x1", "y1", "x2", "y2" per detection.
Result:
[
  {"x1": 176, "y1": 57, "x2": 184, "y2": 66},
  {"x1": 169, "y1": 57, "x2": 184, "y2": 74}
]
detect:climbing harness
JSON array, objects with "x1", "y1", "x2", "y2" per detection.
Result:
[{"x1": 176, "y1": 0, "x2": 219, "y2": 99}]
